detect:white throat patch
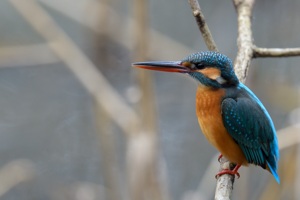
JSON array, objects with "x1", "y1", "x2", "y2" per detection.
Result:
[{"x1": 216, "y1": 76, "x2": 227, "y2": 84}]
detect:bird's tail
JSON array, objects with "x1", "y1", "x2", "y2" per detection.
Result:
[{"x1": 266, "y1": 161, "x2": 280, "y2": 184}]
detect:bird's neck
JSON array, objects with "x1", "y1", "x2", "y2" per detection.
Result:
[{"x1": 195, "y1": 86, "x2": 225, "y2": 116}]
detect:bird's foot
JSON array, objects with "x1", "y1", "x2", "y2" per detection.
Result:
[
  {"x1": 215, "y1": 164, "x2": 241, "y2": 179},
  {"x1": 215, "y1": 169, "x2": 240, "y2": 179},
  {"x1": 217, "y1": 154, "x2": 223, "y2": 162}
]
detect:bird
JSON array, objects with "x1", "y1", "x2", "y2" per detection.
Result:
[{"x1": 132, "y1": 51, "x2": 280, "y2": 183}]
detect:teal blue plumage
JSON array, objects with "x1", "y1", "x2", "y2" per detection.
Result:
[
  {"x1": 222, "y1": 83, "x2": 280, "y2": 183},
  {"x1": 132, "y1": 51, "x2": 280, "y2": 183},
  {"x1": 186, "y1": 52, "x2": 280, "y2": 183}
]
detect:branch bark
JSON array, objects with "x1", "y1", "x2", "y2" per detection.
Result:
[
  {"x1": 233, "y1": 0, "x2": 255, "y2": 83},
  {"x1": 253, "y1": 46, "x2": 300, "y2": 58},
  {"x1": 188, "y1": 0, "x2": 218, "y2": 52}
]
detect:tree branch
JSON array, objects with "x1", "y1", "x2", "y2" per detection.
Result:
[
  {"x1": 233, "y1": 0, "x2": 255, "y2": 83},
  {"x1": 188, "y1": 0, "x2": 218, "y2": 51},
  {"x1": 214, "y1": 158, "x2": 235, "y2": 200},
  {"x1": 253, "y1": 46, "x2": 300, "y2": 58},
  {"x1": 189, "y1": 0, "x2": 300, "y2": 199}
]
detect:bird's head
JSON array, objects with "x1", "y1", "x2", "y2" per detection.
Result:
[{"x1": 133, "y1": 51, "x2": 239, "y2": 88}]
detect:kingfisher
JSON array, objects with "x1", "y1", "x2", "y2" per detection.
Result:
[{"x1": 132, "y1": 51, "x2": 280, "y2": 183}]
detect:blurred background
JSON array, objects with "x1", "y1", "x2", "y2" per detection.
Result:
[{"x1": 0, "y1": 0, "x2": 300, "y2": 199}]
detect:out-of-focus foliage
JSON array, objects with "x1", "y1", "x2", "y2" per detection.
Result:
[{"x1": 0, "y1": 0, "x2": 300, "y2": 200}]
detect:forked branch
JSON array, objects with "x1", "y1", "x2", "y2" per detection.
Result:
[{"x1": 187, "y1": 0, "x2": 300, "y2": 199}]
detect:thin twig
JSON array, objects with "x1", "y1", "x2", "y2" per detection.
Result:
[
  {"x1": 188, "y1": 0, "x2": 218, "y2": 51},
  {"x1": 253, "y1": 46, "x2": 300, "y2": 58}
]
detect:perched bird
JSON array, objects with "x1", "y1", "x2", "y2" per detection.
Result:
[{"x1": 132, "y1": 51, "x2": 280, "y2": 183}]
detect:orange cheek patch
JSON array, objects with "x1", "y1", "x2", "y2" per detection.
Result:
[{"x1": 198, "y1": 67, "x2": 221, "y2": 80}]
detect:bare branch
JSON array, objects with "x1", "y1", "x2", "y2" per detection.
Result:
[
  {"x1": 253, "y1": 46, "x2": 300, "y2": 58},
  {"x1": 188, "y1": 0, "x2": 218, "y2": 51},
  {"x1": 233, "y1": 0, "x2": 255, "y2": 83},
  {"x1": 214, "y1": 158, "x2": 235, "y2": 200}
]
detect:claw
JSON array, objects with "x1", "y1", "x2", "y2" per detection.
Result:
[
  {"x1": 217, "y1": 154, "x2": 223, "y2": 162},
  {"x1": 215, "y1": 164, "x2": 241, "y2": 179}
]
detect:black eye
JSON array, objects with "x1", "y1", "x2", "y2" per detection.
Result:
[
  {"x1": 196, "y1": 63, "x2": 205, "y2": 69},
  {"x1": 189, "y1": 62, "x2": 205, "y2": 70}
]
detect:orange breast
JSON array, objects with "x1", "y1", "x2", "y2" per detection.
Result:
[{"x1": 196, "y1": 86, "x2": 247, "y2": 165}]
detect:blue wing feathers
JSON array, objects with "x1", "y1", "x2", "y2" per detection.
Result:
[
  {"x1": 239, "y1": 84, "x2": 279, "y2": 159},
  {"x1": 239, "y1": 84, "x2": 280, "y2": 176},
  {"x1": 222, "y1": 83, "x2": 279, "y2": 183}
]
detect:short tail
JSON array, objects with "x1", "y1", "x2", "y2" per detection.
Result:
[{"x1": 266, "y1": 161, "x2": 280, "y2": 184}]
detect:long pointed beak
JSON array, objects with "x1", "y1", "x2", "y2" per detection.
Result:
[{"x1": 132, "y1": 61, "x2": 190, "y2": 73}]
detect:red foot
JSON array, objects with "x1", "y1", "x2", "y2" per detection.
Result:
[
  {"x1": 217, "y1": 154, "x2": 223, "y2": 162},
  {"x1": 215, "y1": 164, "x2": 241, "y2": 179}
]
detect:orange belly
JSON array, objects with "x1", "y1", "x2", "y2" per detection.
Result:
[{"x1": 196, "y1": 86, "x2": 247, "y2": 165}]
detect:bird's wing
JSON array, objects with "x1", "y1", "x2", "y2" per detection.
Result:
[{"x1": 221, "y1": 97, "x2": 274, "y2": 166}]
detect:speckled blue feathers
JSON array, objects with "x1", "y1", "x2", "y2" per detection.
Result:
[
  {"x1": 134, "y1": 50, "x2": 280, "y2": 183},
  {"x1": 221, "y1": 83, "x2": 280, "y2": 183},
  {"x1": 183, "y1": 51, "x2": 239, "y2": 86},
  {"x1": 184, "y1": 51, "x2": 280, "y2": 183}
]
